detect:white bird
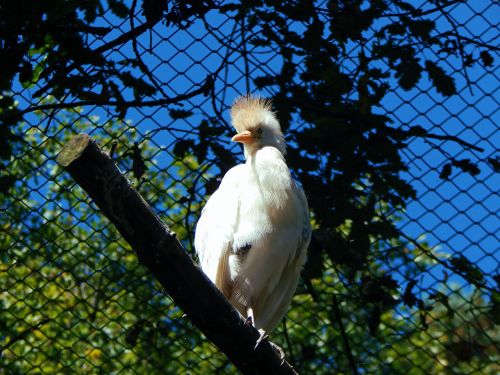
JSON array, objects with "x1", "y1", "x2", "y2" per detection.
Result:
[{"x1": 195, "y1": 95, "x2": 311, "y2": 340}]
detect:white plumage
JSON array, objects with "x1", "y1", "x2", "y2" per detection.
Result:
[{"x1": 195, "y1": 96, "x2": 311, "y2": 334}]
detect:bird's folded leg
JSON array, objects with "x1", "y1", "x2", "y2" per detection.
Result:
[
  {"x1": 269, "y1": 342, "x2": 286, "y2": 364},
  {"x1": 254, "y1": 331, "x2": 285, "y2": 364},
  {"x1": 254, "y1": 328, "x2": 268, "y2": 349},
  {"x1": 246, "y1": 307, "x2": 256, "y2": 327},
  {"x1": 246, "y1": 306, "x2": 279, "y2": 359}
]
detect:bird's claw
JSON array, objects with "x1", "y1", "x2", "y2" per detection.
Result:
[
  {"x1": 270, "y1": 342, "x2": 286, "y2": 365},
  {"x1": 254, "y1": 329, "x2": 268, "y2": 349},
  {"x1": 245, "y1": 316, "x2": 254, "y2": 326},
  {"x1": 253, "y1": 331, "x2": 286, "y2": 364}
]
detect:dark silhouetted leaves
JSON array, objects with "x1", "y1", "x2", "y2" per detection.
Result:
[
  {"x1": 490, "y1": 275, "x2": 500, "y2": 324},
  {"x1": 395, "y1": 1, "x2": 416, "y2": 13},
  {"x1": 173, "y1": 139, "x2": 196, "y2": 158},
  {"x1": 125, "y1": 320, "x2": 145, "y2": 347},
  {"x1": 407, "y1": 19, "x2": 435, "y2": 38},
  {"x1": 402, "y1": 279, "x2": 418, "y2": 308},
  {"x1": 395, "y1": 57, "x2": 422, "y2": 91},
  {"x1": 367, "y1": 305, "x2": 381, "y2": 336},
  {"x1": 439, "y1": 163, "x2": 452, "y2": 180},
  {"x1": 203, "y1": 176, "x2": 221, "y2": 196},
  {"x1": 169, "y1": 109, "x2": 194, "y2": 119},
  {"x1": 429, "y1": 291, "x2": 454, "y2": 318},
  {"x1": 19, "y1": 61, "x2": 33, "y2": 86},
  {"x1": 119, "y1": 72, "x2": 156, "y2": 99},
  {"x1": 0, "y1": 174, "x2": 17, "y2": 195},
  {"x1": 361, "y1": 275, "x2": 398, "y2": 307},
  {"x1": 452, "y1": 159, "x2": 480, "y2": 176},
  {"x1": 108, "y1": 0, "x2": 129, "y2": 18},
  {"x1": 142, "y1": 0, "x2": 168, "y2": 23},
  {"x1": 449, "y1": 255, "x2": 484, "y2": 286},
  {"x1": 479, "y1": 50, "x2": 494, "y2": 67},
  {"x1": 487, "y1": 157, "x2": 500, "y2": 172},
  {"x1": 109, "y1": 140, "x2": 118, "y2": 159},
  {"x1": 490, "y1": 289, "x2": 500, "y2": 324},
  {"x1": 425, "y1": 60, "x2": 457, "y2": 96},
  {"x1": 302, "y1": 232, "x2": 325, "y2": 281},
  {"x1": 132, "y1": 142, "x2": 147, "y2": 180}
]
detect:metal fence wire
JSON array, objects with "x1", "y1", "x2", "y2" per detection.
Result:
[{"x1": 1, "y1": 1, "x2": 499, "y2": 374}]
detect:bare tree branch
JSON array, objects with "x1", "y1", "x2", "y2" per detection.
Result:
[
  {"x1": 56, "y1": 134, "x2": 300, "y2": 375},
  {"x1": 2, "y1": 80, "x2": 212, "y2": 121},
  {"x1": 331, "y1": 294, "x2": 358, "y2": 375},
  {"x1": 403, "y1": 125, "x2": 485, "y2": 153},
  {"x1": 129, "y1": 0, "x2": 168, "y2": 97},
  {"x1": 440, "y1": 33, "x2": 500, "y2": 52}
]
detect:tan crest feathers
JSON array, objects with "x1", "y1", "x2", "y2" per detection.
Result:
[{"x1": 231, "y1": 95, "x2": 273, "y2": 119}]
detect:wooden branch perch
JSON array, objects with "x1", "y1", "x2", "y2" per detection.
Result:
[{"x1": 56, "y1": 134, "x2": 298, "y2": 375}]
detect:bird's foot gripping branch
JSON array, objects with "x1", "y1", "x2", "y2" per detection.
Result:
[{"x1": 56, "y1": 134, "x2": 299, "y2": 375}]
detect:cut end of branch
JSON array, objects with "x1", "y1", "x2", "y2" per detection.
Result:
[{"x1": 57, "y1": 134, "x2": 91, "y2": 166}]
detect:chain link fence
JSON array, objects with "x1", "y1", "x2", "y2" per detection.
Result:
[{"x1": 1, "y1": 1, "x2": 498, "y2": 374}]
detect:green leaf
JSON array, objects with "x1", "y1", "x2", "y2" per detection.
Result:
[{"x1": 425, "y1": 60, "x2": 456, "y2": 96}]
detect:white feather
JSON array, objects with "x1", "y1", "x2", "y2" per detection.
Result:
[{"x1": 195, "y1": 96, "x2": 311, "y2": 332}]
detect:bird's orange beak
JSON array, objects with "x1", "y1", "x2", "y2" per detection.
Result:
[{"x1": 231, "y1": 130, "x2": 253, "y2": 144}]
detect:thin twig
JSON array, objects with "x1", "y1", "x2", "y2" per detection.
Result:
[
  {"x1": 398, "y1": 231, "x2": 495, "y2": 294},
  {"x1": 331, "y1": 294, "x2": 358, "y2": 375},
  {"x1": 282, "y1": 318, "x2": 296, "y2": 367},
  {"x1": 3, "y1": 82, "x2": 211, "y2": 120},
  {"x1": 129, "y1": 0, "x2": 168, "y2": 97},
  {"x1": 183, "y1": 162, "x2": 214, "y2": 249},
  {"x1": 380, "y1": 0, "x2": 463, "y2": 18},
  {"x1": 438, "y1": 32, "x2": 500, "y2": 52},
  {"x1": 240, "y1": 14, "x2": 251, "y2": 93},
  {"x1": 403, "y1": 126, "x2": 484, "y2": 153},
  {"x1": 33, "y1": 19, "x2": 160, "y2": 99},
  {"x1": 432, "y1": 0, "x2": 474, "y2": 95},
  {"x1": 93, "y1": 19, "x2": 159, "y2": 55}
]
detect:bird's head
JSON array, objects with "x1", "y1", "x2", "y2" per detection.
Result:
[{"x1": 230, "y1": 95, "x2": 286, "y2": 157}]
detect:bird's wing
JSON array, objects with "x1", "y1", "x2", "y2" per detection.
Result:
[
  {"x1": 230, "y1": 180, "x2": 311, "y2": 331},
  {"x1": 194, "y1": 165, "x2": 244, "y2": 297},
  {"x1": 263, "y1": 182, "x2": 311, "y2": 330}
]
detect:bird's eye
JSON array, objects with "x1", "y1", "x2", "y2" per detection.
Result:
[{"x1": 256, "y1": 128, "x2": 263, "y2": 135}]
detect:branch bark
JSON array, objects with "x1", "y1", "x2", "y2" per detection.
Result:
[{"x1": 56, "y1": 134, "x2": 298, "y2": 375}]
